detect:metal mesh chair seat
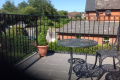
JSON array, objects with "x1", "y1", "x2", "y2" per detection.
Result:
[{"x1": 96, "y1": 50, "x2": 120, "y2": 60}]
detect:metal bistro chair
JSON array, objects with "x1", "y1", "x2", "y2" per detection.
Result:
[{"x1": 92, "y1": 27, "x2": 120, "y2": 80}]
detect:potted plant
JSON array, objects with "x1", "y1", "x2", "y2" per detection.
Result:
[{"x1": 37, "y1": 29, "x2": 48, "y2": 57}]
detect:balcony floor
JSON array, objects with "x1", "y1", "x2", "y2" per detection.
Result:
[{"x1": 13, "y1": 52, "x2": 120, "y2": 80}]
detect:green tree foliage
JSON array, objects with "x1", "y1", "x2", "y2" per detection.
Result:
[
  {"x1": 57, "y1": 10, "x2": 68, "y2": 16},
  {"x1": 17, "y1": 1, "x2": 28, "y2": 10},
  {"x1": 1, "y1": 0, "x2": 59, "y2": 16},
  {"x1": 28, "y1": 0, "x2": 58, "y2": 17},
  {"x1": 0, "y1": 8, "x2": 11, "y2": 14},
  {"x1": 19, "y1": 6, "x2": 37, "y2": 15},
  {"x1": 10, "y1": 25, "x2": 25, "y2": 36},
  {"x1": 57, "y1": 10, "x2": 68, "y2": 18},
  {"x1": 28, "y1": 0, "x2": 51, "y2": 15},
  {"x1": 2, "y1": 0, "x2": 17, "y2": 12}
]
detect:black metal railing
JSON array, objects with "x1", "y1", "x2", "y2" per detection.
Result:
[
  {"x1": 0, "y1": 13, "x2": 38, "y2": 65},
  {"x1": 0, "y1": 13, "x2": 120, "y2": 65}
]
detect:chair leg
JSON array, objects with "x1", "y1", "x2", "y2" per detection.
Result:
[
  {"x1": 92, "y1": 54, "x2": 98, "y2": 69},
  {"x1": 113, "y1": 57, "x2": 116, "y2": 70}
]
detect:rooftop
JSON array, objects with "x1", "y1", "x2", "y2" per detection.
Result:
[
  {"x1": 56, "y1": 21, "x2": 119, "y2": 35},
  {"x1": 68, "y1": 12, "x2": 81, "y2": 17},
  {"x1": 96, "y1": 0, "x2": 120, "y2": 9},
  {"x1": 85, "y1": 0, "x2": 96, "y2": 11},
  {"x1": 85, "y1": 0, "x2": 120, "y2": 12}
]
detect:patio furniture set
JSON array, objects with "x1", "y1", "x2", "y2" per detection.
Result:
[{"x1": 57, "y1": 27, "x2": 120, "y2": 80}]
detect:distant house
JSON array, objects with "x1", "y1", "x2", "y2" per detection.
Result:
[
  {"x1": 56, "y1": 21, "x2": 119, "y2": 45},
  {"x1": 67, "y1": 11, "x2": 80, "y2": 18},
  {"x1": 56, "y1": 0, "x2": 120, "y2": 45},
  {"x1": 85, "y1": 0, "x2": 120, "y2": 21}
]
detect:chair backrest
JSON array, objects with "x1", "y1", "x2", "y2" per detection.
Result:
[{"x1": 112, "y1": 27, "x2": 120, "y2": 51}]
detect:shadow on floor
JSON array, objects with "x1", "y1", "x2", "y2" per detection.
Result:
[
  {"x1": 68, "y1": 58, "x2": 85, "y2": 64},
  {"x1": 73, "y1": 64, "x2": 120, "y2": 80},
  {"x1": 0, "y1": 52, "x2": 53, "y2": 80},
  {"x1": 105, "y1": 71, "x2": 120, "y2": 80},
  {"x1": 0, "y1": 55, "x2": 38, "y2": 80},
  {"x1": 46, "y1": 51, "x2": 55, "y2": 56}
]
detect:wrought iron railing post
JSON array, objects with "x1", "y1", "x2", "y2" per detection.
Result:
[
  {"x1": 117, "y1": 17, "x2": 120, "y2": 51},
  {"x1": 0, "y1": 14, "x2": 2, "y2": 55},
  {"x1": 36, "y1": 16, "x2": 38, "y2": 46}
]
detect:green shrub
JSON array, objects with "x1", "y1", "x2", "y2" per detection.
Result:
[
  {"x1": 37, "y1": 19, "x2": 54, "y2": 26},
  {"x1": 55, "y1": 22, "x2": 63, "y2": 28},
  {"x1": 0, "y1": 34, "x2": 36, "y2": 65},
  {"x1": 38, "y1": 29, "x2": 48, "y2": 46},
  {"x1": 48, "y1": 40, "x2": 103, "y2": 54},
  {"x1": 59, "y1": 19, "x2": 70, "y2": 24},
  {"x1": 27, "y1": 21, "x2": 36, "y2": 27},
  {"x1": 35, "y1": 26, "x2": 48, "y2": 36},
  {"x1": 10, "y1": 25, "x2": 25, "y2": 36},
  {"x1": 2, "y1": 31, "x2": 5, "y2": 36},
  {"x1": 46, "y1": 20, "x2": 54, "y2": 26},
  {"x1": 1, "y1": 35, "x2": 30, "y2": 53},
  {"x1": 48, "y1": 40, "x2": 69, "y2": 51},
  {"x1": 37, "y1": 20, "x2": 44, "y2": 26}
]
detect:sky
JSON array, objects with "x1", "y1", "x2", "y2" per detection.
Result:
[{"x1": 0, "y1": 0, "x2": 86, "y2": 12}]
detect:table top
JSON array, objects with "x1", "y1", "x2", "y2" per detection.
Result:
[{"x1": 57, "y1": 38, "x2": 98, "y2": 48}]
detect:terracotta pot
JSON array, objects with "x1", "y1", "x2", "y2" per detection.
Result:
[{"x1": 37, "y1": 45, "x2": 48, "y2": 57}]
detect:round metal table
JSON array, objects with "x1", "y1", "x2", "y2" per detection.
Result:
[{"x1": 57, "y1": 38, "x2": 98, "y2": 80}]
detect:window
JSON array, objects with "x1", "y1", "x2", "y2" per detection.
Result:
[
  {"x1": 103, "y1": 36, "x2": 110, "y2": 44},
  {"x1": 76, "y1": 34, "x2": 82, "y2": 39}
]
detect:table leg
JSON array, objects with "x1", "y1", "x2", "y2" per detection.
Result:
[
  {"x1": 86, "y1": 49, "x2": 93, "y2": 80},
  {"x1": 113, "y1": 57, "x2": 116, "y2": 70},
  {"x1": 68, "y1": 47, "x2": 73, "y2": 80}
]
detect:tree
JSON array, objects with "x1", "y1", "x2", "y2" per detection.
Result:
[
  {"x1": 0, "y1": 8, "x2": 11, "y2": 14},
  {"x1": 17, "y1": 1, "x2": 28, "y2": 10},
  {"x1": 19, "y1": 6, "x2": 37, "y2": 15},
  {"x1": 57, "y1": 10, "x2": 68, "y2": 16},
  {"x1": 28, "y1": 0, "x2": 58, "y2": 16},
  {"x1": 2, "y1": 0, "x2": 17, "y2": 12}
]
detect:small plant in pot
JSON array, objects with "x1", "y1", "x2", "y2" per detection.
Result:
[{"x1": 37, "y1": 29, "x2": 48, "y2": 57}]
